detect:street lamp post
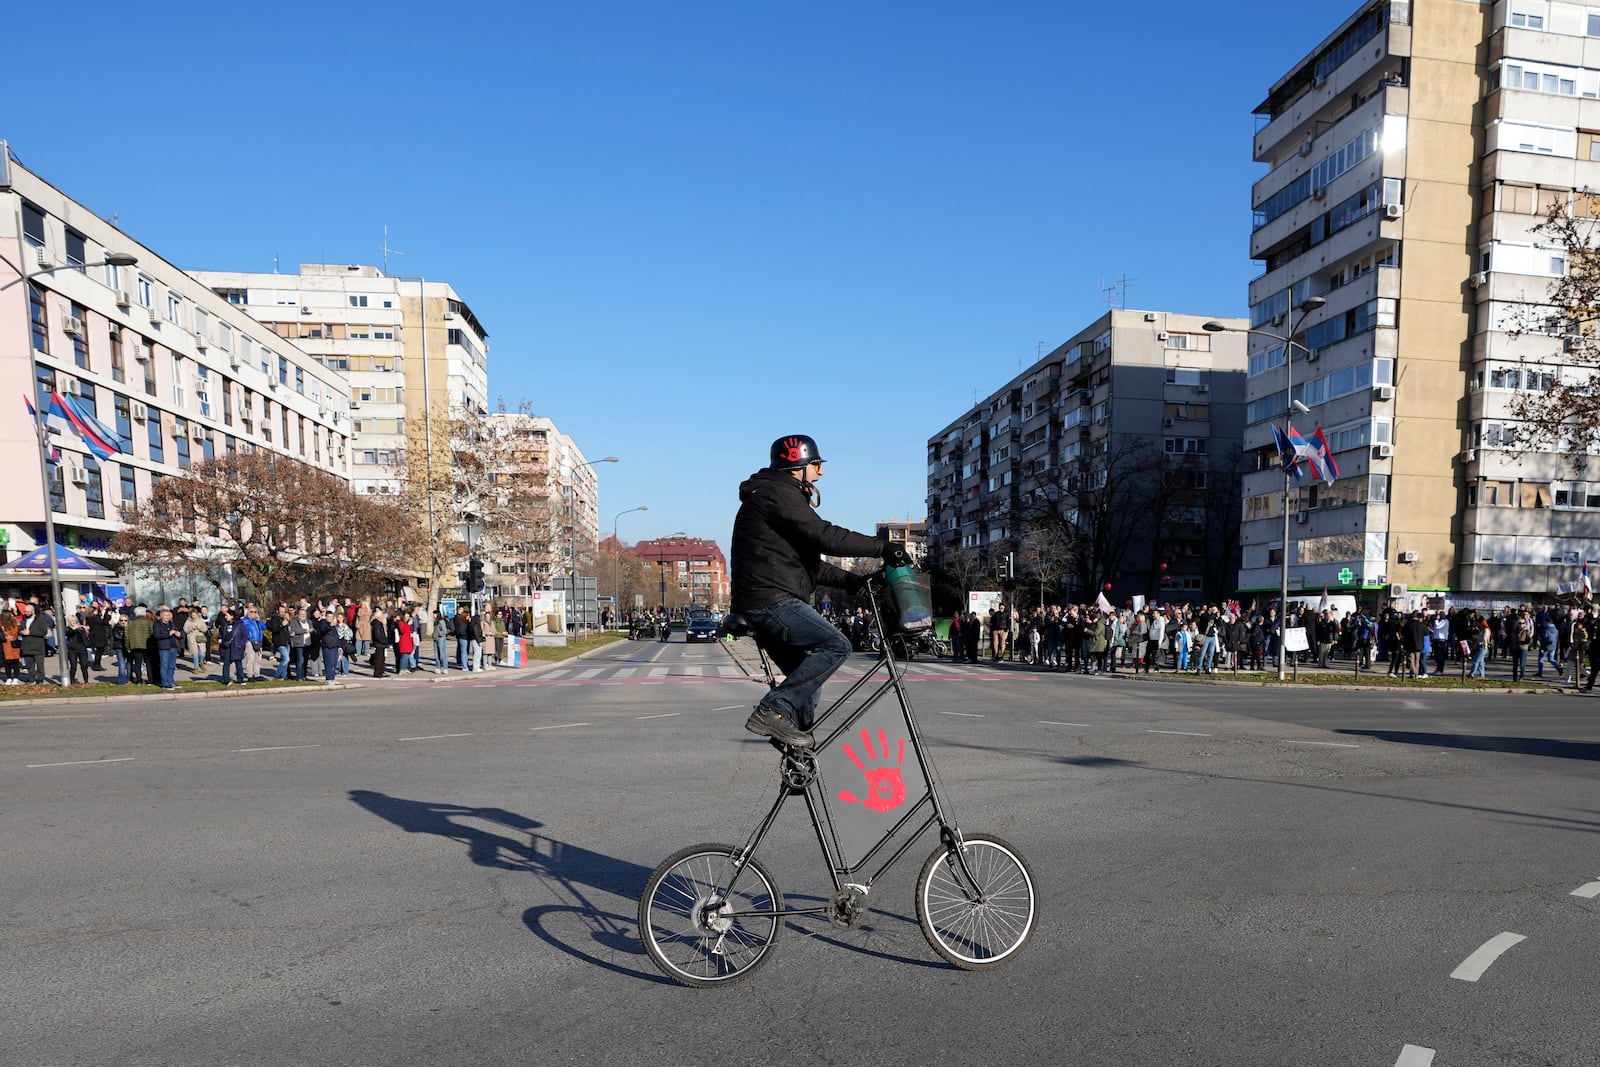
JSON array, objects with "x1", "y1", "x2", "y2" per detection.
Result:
[
  {"x1": 1205, "y1": 295, "x2": 1325, "y2": 680},
  {"x1": 1, "y1": 248, "x2": 139, "y2": 687},
  {"x1": 611, "y1": 505, "x2": 647, "y2": 625},
  {"x1": 566, "y1": 455, "x2": 617, "y2": 641},
  {"x1": 657, "y1": 531, "x2": 686, "y2": 617}
]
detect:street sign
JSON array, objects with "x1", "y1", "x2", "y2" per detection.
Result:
[{"x1": 440, "y1": 598, "x2": 458, "y2": 619}]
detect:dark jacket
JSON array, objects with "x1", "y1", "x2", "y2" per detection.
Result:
[
  {"x1": 151, "y1": 618, "x2": 178, "y2": 652},
  {"x1": 20, "y1": 613, "x2": 50, "y2": 657},
  {"x1": 729, "y1": 468, "x2": 883, "y2": 613}
]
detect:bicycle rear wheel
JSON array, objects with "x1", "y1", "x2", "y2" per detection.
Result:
[
  {"x1": 915, "y1": 833, "x2": 1036, "y2": 970},
  {"x1": 638, "y1": 843, "x2": 783, "y2": 987}
]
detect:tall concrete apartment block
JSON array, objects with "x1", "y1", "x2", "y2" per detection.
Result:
[
  {"x1": 194, "y1": 265, "x2": 489, "y2": 498},
  {"x1": 481, "y1": 412, "x2": 601, "y2": 601},
  {"x1": 0, "y1": 150, "x2": 350, "y2": 604},
  {"x1": 1251, "y1": 0, "x2": 1594, "y2": 605},
  {"x1": 925, "y1": 310, "x2": 1247, "y2": 604}
]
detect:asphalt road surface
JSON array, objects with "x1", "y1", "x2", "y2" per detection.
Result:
[{"x1": 5, "y1": 636, "x2": 1599, "y2": 1066}]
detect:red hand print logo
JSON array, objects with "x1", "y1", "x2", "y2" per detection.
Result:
[{"x1": 837, "y1": 728, "x2": 907, "y2": 814}]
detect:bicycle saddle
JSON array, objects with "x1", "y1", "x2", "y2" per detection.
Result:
[{"x1": 722, "y1": 613, "x2": 755, "y2": 638}]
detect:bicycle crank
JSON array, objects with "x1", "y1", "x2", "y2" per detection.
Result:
[{"x1": 829, "y1": 882, "x2": 872, "y2": 928}]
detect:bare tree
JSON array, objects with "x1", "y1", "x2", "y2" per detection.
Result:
[
  {"x1": 1062, "y1": 438, "x2": 1160, "y2": 599},
  {"x1": 1014, "y1": 516, "x2": 1078, "y2": 609},
  {"x1": 112, "y1": 451, "x2": 420, "y2": 605}
]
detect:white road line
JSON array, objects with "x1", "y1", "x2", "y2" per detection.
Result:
[
  {"x1": 1281, "y1": 740, "x2": 1361, "y2": 748},
  {"x1": 397, "y1": 733, "x2": 474, "y2": 742},
  {"x1": 543, "y1": 669, "x2": 571, "y2": 679},
  {"x1": 233, "y1": 745, "x2": 322, "y2": 753},
  {"x1": 1450, "y1": 932, "x2": 1526, "y2": 982},
  {"x1": 648, "y1": 667, "x2": 671, "y2": 679},
  {"x1": 1039, "y1": 721, "x2": 1094, "y2": 727},
  {"x1": 576, "y1": 668, "x2": 607, "y2": 679},
  {"x1": 516, "y1": 683, "x2": 540, "y2": 687},
  {"x1": 713, "y1": 705, "x2": 746, "y2": 712},
  {"x1": 636, "y1": 713, "x2": 681, "y2": 720},
  {"x1": 940, "y1": 711, "x2": 985, "y2": 718},
  {"x1": 530, "y1": 722, "x2": 589, "y2": 731},
  {"x1": 3, "y1": 714, "x2": 101, "y2": 720},
  {"x1": 1147, "y1": 729, "x2": 1212, "y2": 737},
  {"x1": 1571, "y1": 881, "x2": 1600, "y2": 899},
  {"x1": 27, "y1": 757, "x2": 135, "y2": 768},
  {"x1": 1395, "y1": 1045, "x2": 1435, "y2": 1067}
]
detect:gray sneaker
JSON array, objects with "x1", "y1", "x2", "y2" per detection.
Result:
[{"x1": 744, "y1": 705, "x2": 813, "y2": 748}]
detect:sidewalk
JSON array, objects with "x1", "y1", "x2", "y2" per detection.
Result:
[{"x1": 0, "y1": 643, "x2": 620, "y2": 709}]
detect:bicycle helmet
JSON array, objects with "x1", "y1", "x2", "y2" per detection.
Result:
[{"x1": 769, "y1": 435, "x2": 824, "y2": 470}]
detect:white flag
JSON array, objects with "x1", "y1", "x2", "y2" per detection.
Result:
[{"x1": 1095, "y1": 592, "x2": 1114, "y2": 615}]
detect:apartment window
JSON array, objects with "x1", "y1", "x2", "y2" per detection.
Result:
[
  {"x1": 197, "y1": 366, "x2": 212, "y2": 419},
  {"x1": 1163, "y1": 438, "x2": 1208, "y2": 455},
  {"x1": 147, "y1": 417, "x2": 164, "y2": 463},
  {"x1": 115, "y1": 395, "x2": 132, "y2": 444},
  {"x1": 278, "y1": 356, "x2": 288, "y2": 385},
  {"x1": 348, "y1": 294, "x2": 369, "y2": 307},
  {"x1": 348, "y1": 325, "x2": 370, "y2": 339},
  {"x1": 1509, "y1": 4, "x2": 1544, "y2": 29},
  {"x1": 22, "y1": 202, "x2": 46, "y2": 248},
  {"x1": 119, "y1": 464, "x2": 137, "y2": 507},
  {"x1": 143, "y1": 347, "x2": 157, "y2": 398},
  {"x1": 65, "y1": 229, "x2": 86, "y2": 270},
  {"x1": 373, "y1": 327, "x2": 394, "y2": 340},
  {"x1": 48, "y1": 464, "x2": 65, "y2": 515},
  {"x1": 295, "y1": 367, "x2": 304, "y2": 394},
  {"x1": 27, "y1": 283, "x2": 47, "y2": 354},
  {"x1": 110, "y1": 328, "x2": 125, "y2": 383},
  {"x1": 137, "y1": 275, "x2": 153, "y2": 308},
  {"x1": 222, "y1": 381, "x2": 233, "y2": 427},
  {"x1": 298, "y1": 418, "x2": 307, "y2": 456},
  {"x1": 104, "y1": 262, "x2": 122, "y2": 290},
  {"x1": 174, "y1": 418, "x2": 191, "y2": 469},
  {"x1": 167, "y1": 291, "x2": 183, "y2": 326},
  {"x1": 201, "y1": 432, "x2": 215, "y2": 461},
  {"x1": 83, "y1": 459, "x2": 105, "y2": 520},
  {"x1": 71, "y1": 303, "x2": 88, "y2": 369},
  {"x1": 217, "y1": 324, "x2": 231, "y2": 352}
]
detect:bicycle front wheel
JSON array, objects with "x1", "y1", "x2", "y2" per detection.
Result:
[
  {"x1": 915, "y1": 833, "x2": 1036, "y2": 970},
  {"x1": 638, "y1": 843, "x2": 784, "y2": 988}
]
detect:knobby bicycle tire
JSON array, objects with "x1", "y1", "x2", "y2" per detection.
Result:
[
  {"x1": 915, "y1": 833, "x2": 1036, "y2": 970},
  {"x1": 638, "y1": 843, "x2": 784, "y2": 988}
]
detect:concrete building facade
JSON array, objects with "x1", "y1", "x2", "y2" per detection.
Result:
[
  {"x1": 0, "y1": 147, "x2": 350, "y2": 604},
  {"x1": 1249, "y1": 0, "x2": 1597, "y2": 606},
  {"x1": 634, "y1": 536, "x2": 730, "y2": 612},
  {"x1": 926, "y1": 309, "x2": 1248, "y2": 606}
]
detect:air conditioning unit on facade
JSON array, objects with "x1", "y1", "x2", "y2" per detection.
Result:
[
  {"x1": 1384, "y1": 203, "x2": 1404, "y2": 220},
  {"x1": 131, "y1": 401, "x2": 149, "y2": 421},
  {"x1": 68, "y1": 465, "x2": 88, "y2": 486},
  {"x1": 1163, "y1": 418, "x2": 1175, "y2": 427},
  {"x1": 189, "y1": 423, "x2": 205, "y2": 440},
  {"x1": 1299, "y1": 138, "x2": 1314, "y2": 157},
  {"x1": 1196, "y1": 384, "x2": 1209, "y2": 393},
  {"x1": 1311, "y1": 186, "x2": 1327, "y2": 201},
  {"x1": 1156, "y1": 332, "x2": 1169, "y2": 342},
  {"x1": 148, "y1": 308, "x2": 161, "y2": 325},
  {"x1": 1294, "y1": 511, "x2": 1308, "y2": 524},
  {"x1": 62, "y1": 317, "x2": 84, "y2": 337},
  {"x1": 1374, "y1": 384, "x2": 1395, "y2": 401},
  {"x1": 1388, "y1": 583, "x2": 1408, "y2": 598},
  {"x1": 1399, "y1": 550, "x2": 1419, "y2": 563},
  {"x1": 300, "y1": 306, "x2": 312, "y2": 315},
  {"x1": 1460, "y1": 448, "x2": 1477, "y2": 463},
  {"x1": 56, "y1": 376, "x2": 77, "y2": 397},
  {"x1": 228, "y1": 352, "x2": 242, "y2": 369},
  {"x1": 1374, "y1": 443, "x2": 1394, "y2": 458},
  {"x1": 193, "y1": 330, "x2": 208, "y2": 350},
  {"x1": 35, "y1": 248, "x2": 53, "y2": 269},
  {"x1": 133, "y1": 344, "x2": 149, "y2": 363},
  {"x1": 115, "y1": 290, "x2": 133, "y2": 308}
]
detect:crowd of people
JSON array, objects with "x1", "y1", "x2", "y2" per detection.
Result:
[
  {"x1": 0, "y1": 594, "x2": 504, "y2": 688},
  {"x1": 821, "y1": 598, "x2": 1600, "y2": 685}
]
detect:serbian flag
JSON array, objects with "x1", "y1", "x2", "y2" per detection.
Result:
[
  {"x1": 1585, "y1": 560, "x2": 1593, "y2": 598},
  {"x1": 1271, "y1": 422, "x2": 1307, "y2": 480},
  {"x1": 53, "y1": 390, "x2": 129, "y2": 461},
  {"x1": 1304, "y1": 425, "x2": 1342, "y2": 487},
  {"x1": 22, "y1": 395, "x2": 62, "y2": 465}
]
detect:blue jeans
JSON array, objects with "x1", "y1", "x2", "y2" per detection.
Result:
[
  {"x1": 1470, "y1": 645, "x2": 1487, "y2": 678},
  {"x1": 274, "y1": 645, "x2": 291, "y2": 679},
  {"x1": 1199, "y1": 636, "x2": 1218, "y2": 672},
  {"x1": 158, "y1": 647, "x2": 177, "y2": 688},
  {"x1": 114, "y1": 647, "x2": 127, "y2": 684},
  {"x1": 322, "y1": 646, "x2": 340, "y2": 680},
  {"x1": 434, "y1": 638, "x2": 448, "y2": 671},
  {"x1": 191, "y1": 642, "x2": 206, "y2": 671},
  {"x1": 457, "y1": 637, "x2": 470, "y2": 670},
  {"x1": 742, "y1": 597, "x2": 852, "y2": 730}
]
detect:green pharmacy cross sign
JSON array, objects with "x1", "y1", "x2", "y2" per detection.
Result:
[{"x1": 1337, "y1": 568, "x2": 1355, "y2": 584}]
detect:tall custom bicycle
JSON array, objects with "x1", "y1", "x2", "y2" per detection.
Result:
[{"x1": 638, "y1": 573, "x2": 1037, "y2": 987}]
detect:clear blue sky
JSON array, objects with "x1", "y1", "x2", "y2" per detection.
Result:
[{"x1": 7, "y1": 0, "x2": 1358, "y2": 551}]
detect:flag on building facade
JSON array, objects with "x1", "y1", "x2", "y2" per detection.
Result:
[
  {"x1": 1272, "y1": 422, "x2": 1307, "y2": 480},
  {"x1": 53, "y1": 390, "x2": 128, "y2": 461},
  {"x1": 22, "y1": 395, "x2": 61, "y2": 464},
  {"x1": 1304, "y1": 425, "x2": 1342, "y2": 487}
]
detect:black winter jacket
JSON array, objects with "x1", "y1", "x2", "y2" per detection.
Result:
[{"x1": 729, "y1": 468, "x2": 883, "y2": 613}]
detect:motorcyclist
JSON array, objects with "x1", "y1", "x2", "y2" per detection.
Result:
[{"x1": 730, "y1": 435, "x2": 910, "y2": 748}]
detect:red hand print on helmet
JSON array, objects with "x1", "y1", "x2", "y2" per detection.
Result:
[{"x1": 836, "y1": 728, "x2": 907, "y2": 814}]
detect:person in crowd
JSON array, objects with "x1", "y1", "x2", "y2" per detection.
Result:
[
  {"x1": 124, "y1": 604, "x2": 153, "y2": 685},
  {"x1": 0, "y1": 607, "x2": 21, "y2": 684},
  {"x1": 369, "y1": 607, "x2": 390, "y2": 678},
  {"x1": 314, "y1": 606, "x2": 342, "y2": 685},
  {"x1": 183, "y1": 606, "x2": 209, "y2": 674},
  {"x1": 88, "y1": 605, "x2": 111, "y2": 672},
  {"x1": 65, "y1": 609, "x2": 91, "y2": 684},
  {"x1": 152, "y1": 606, "x2": 179, "y2": 689},
  {"x1": 288, "y1": 606, "x2": 312, "y2": 681},
  {"x1": 20, "y1": 602, "x2": 51, "y2": 684},
  {"x1": 432, "y1": 610, "x2": 451, "y2": 673}
]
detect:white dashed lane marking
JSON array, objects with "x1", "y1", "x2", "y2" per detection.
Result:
[
  {"x1": 1570, "y1": 880, "x2": 1600, "y2": 899},
  {"x1": 1039, "y1": 721, "x2": 1094, "y2": 727},
  {"x1": 1394, "y1": 1045, "x2": 1434, "y2": 1067},
  {"x1": 529, "y1": 723, "x2": 588, "y2": 731},
  {"x1": 1281, "y1": 740, "x2": 1360, "y2": 748},
  {"x1": 27, "y1": 757, "x2": 135, "y2": 768},
  {"x1": 636, "y1": 713, "x2": 681, "y2": 720},
  {"x1": 940, "y1": 711, "x2": 984, "y2": 718},
  {"x1": 397, "y1": 733, "x2": 473, "y2": 742},
  {"x1": 1147, "y1": 730, "x2": 1212, "y2": 737},
  {"x1": 234, "y1": 745, "x2": 322, "y2": 753},
  {"x1": 1450, "y1": 932, "x2": 1526, "y2": 982}
]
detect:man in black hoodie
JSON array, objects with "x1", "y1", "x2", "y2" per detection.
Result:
[{"x1": 730, "y1": 435, "x2": 907, "y2": 748}]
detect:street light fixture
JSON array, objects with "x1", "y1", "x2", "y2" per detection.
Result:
[
  {"x1": 1205, "y1": 295, "x2": 1325, "y2": 680},
  {"x1": 567, "y1": 455, "x2": 617, "y2": 641},
  {"x1": 1, "y1": 249, "x2": 139, "y2": 687},
  {"x1": 611, "y1": 505, "x2": 648, "y2": 624}
]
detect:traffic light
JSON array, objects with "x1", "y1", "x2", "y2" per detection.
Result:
[{"x1": 467, "y1": 557, "x2": 485, "y2": 593}]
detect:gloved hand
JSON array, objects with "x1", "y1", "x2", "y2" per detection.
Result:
[
  {"x1": 882, "y1": 544, "x2": 913, "y2": 569},
  {"x1": 848, "y1": 570, "x2": 874, "y2": 593}
]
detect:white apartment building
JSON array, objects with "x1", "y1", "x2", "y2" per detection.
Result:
[
  {"x1": 482, "y1": 412, "x2": 602, "y2": 602},
  {"x1": 1249, "y1": 0, "x2": 1600, "y2": 607},
  {"x1": 193, "y1": 264, "x2": 489, "y2": 499},
  {"x1": 0, "y1": 146, "x2": 351, "y2": 604},
  {"x1": 926, "y1": 309, "x2": 1248, "y2": 605}
]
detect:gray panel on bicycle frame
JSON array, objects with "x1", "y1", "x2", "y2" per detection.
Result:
[{"x1": 814, "y1": 697, "x2": 930, "y2": 872}]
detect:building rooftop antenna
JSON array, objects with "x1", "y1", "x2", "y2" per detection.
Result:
[
  {"x1": 1098, "y1": 274, "x2": 1137, "y2": 310},
  {"x1": 380, "y1": 224, "x2": 404, "y2": 274}
]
